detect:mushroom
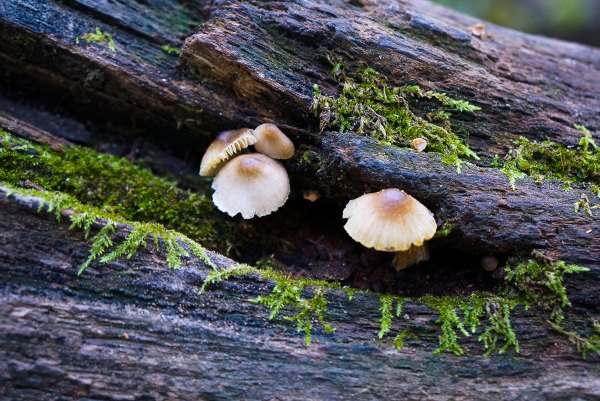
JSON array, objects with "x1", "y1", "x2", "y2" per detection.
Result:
[
  {"x1": 392, "y1": 244, "x2": 430, "y2": 271},
  {"x1": 481, "y1": 254, "x2": 499, "y2": 271},
  {"x1": 302, "y1": 189, "x2": 321, "y2": 202},
  {"x1": 342, "y1": 188, "x2": 437, "y2": 252},
  {"x1": 470, "y1": 23, "x2": 486, "y2": 39},
  {"x1": 252, "y1": 123, "x2": 295, "y2": 159},
  {"x1": 211, "y1": 153, "x2": 290, "y2": 219},
  {"x1": 411, "y1": 138, "x2": 427, "y2": 152},
  {"x1": 199, "y1": 128, "x2": 256, "y2": 177}
]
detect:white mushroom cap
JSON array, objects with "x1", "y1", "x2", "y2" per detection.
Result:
[
  {"x1": 211, "y1": 153, "x2": 290, "y2": 219},
  {"x1": 392, "y1": 244, "x2": 430, "y2": 271},
  {"x1": 199, "y1": 128, "x2": 256, "y2": 177},
  {"x1": 342, "y1": 188, "x2": 437, "y2": 252},
  {"x1": 252, "y1": 123, "x2": 295, "y2": 159}
]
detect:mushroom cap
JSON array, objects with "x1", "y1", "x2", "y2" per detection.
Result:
[
  {"x1": 342, "y1": 188, "x2": 437, "y2": 251},
  {"x1": 199, "y1": 128, "x2": 257, "y2": 177},
  {"x1": 392, "y1": 244, "x2": 430, "y2": 271},
  {"x1": 211, "y1": 153, "x2": 290, "y2": 219},
  {"x1": 481, "y1": 254, "x2": 499, "y2": 271},
  {"x1": 252, "y1": 123, "x2": 295, "y2": 159},
  {"x1": 411, "y1": 138, "x2": 427, "y2": 152}
]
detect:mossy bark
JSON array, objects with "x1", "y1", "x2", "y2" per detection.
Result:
[
  {"x1": 1, "y1": 0, "x2": 599, "y2": 399},
  {"x1": 1, "y1": 0, "x2": 598, "y2": 266},
  {"x1": 1, "y1": 189, "x2": 599, "y2": 400}
]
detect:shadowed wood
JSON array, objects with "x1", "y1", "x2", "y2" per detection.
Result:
[
  {"x1": 1, "y1": 0, "x2": 599, "y2": 398},
  {"x1": 0, "y1": 188, "x2": 599, "y2": 400}
]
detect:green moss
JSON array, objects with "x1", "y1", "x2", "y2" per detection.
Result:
[
  {"x1": 200, "y1": 254, "x2": 591, "y2": 357},
  {"x1": 504, "y1": 258, "x2": 589, "y2": 324},
  {"x1": 312, "y1": 66, "x2": 480, "y2": 171},
  {"x1": 161, "y1": 45, "x2": 181, "y2": 56},
  {"x1": 574, "y1": 193, "x2": 598, "y2": 216},
  {"x1": 500, "y1": 125, "x2": 599, "y2": 190},
  {"x1": 3, "y1": 185, "x2": 215, "y2": 274},
  {"x1": 200, "y1": 265, "x2": 354, "y2": 345},
  {"x1": 434, "y1": 221, "x2": 455, "y2": 238},
  {"x1": 377, "y1": 294, "x2": 405, "y2": 339},
  {"x1": 0, "y1": 130, "x2": 228, "y2": 250},
  {"x1": 76, "y1": 28, "x2": 116, "y2": 52},
  {"x1": 547, "y1": 319, "x2": 600, "y2": 359}
]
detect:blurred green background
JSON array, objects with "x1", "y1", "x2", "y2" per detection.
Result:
[{"x1": 432, "y1": 0, "x2": 600, "y2": 47}]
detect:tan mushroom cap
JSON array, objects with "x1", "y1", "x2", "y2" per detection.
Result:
[
  {"x1": 199, "y1": 128, "x2": 256, "y2": 177},
  {"x1": 342, "y1": 188, "x2": 437, "y2": 252},
  {"x1": 252, "y1": 123, "x2": 295, "y2": 159},
  {"x1": 392, "y1": 244, "x2": 430, "y2": 271},
  {"x1": 211, "y1": 153, "x2": 290, "y2": 219}
]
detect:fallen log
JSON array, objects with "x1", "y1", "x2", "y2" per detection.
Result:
[
  {"x1": 1, "y1": 0, "x2": 600, "y2": 399},
  {"x1": 0, "y1": 188, "x2": 599, "y2": 400},
  {"x1": 1, "y1": 0, "x2": 598, "y2": 266}
]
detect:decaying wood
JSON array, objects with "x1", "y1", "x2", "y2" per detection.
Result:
[
  {"x1": 0, "y1": 188, "x2": 599, "y2": 400},
  {"x1": 1, "y1": 0, "x2": 598, "y2": 266},
  {"x1": 1, "y1": 0, "x2": 600, "y2": 398}
]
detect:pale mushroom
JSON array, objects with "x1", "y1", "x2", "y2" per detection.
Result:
[
  {"x1": 199, "y1": 128, "x2": 256, "y2": 177},
  {"x1": 411, "y1": 138, "x2": 427, "y2": 152},
  {"x1": 211, "y1": 153, "x2": 290, "y2": 219},
  {"x1": 481, "y1": 254, "x2": 499, "y2": 271},
  {"x1": 342, "y1": 188, "x2": 437, "y2": 252},
  {"x1": 252, "y1": 123, "x2": 295, "y2": 159},
  {"x1": 392, "y1": 244, "x2": 430, "y2": 271}
]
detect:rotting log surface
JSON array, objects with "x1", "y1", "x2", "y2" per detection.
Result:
[
  {"x1": 1, "y1": 0, "x2": 600, "y2": 399},
  {"x1": 1, "y1": 0, "x2": 599, "y2": 266},
  {"x1": 1, "y1": 189, "x2": 599, "y2": 401}
]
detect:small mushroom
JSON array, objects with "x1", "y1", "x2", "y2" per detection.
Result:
[
  {"x1": 393, "y1": 244, "x2": 430, "y2": 271},
  {"x1": 470, "y1": 23, "x2": 486, "y2": 39},
  {"x1": 303, "y1": 190, "x2": 321, "y2": 202},
  {"x1": 481, "y1": 254, "x2": 499, "y2": 271},
  {"x1": 211, "y1": 153, "x2": 290, "y2": 219},
  {"x1": 199, "y1": 128, "x2": 256, "y2": 177},
  {"x1": 252, "y1": 123, "x2": 295, "y2": 159},
  {"x1": 342, "y1": 188, "x2": 437, "y2": 252},
  {"x1": 411, "y1": 138, "x2": 427, "y2": 152}
]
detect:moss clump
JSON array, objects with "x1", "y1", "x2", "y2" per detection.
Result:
[
  {"x1": 201, "y1": 255, "x2": 593, "y2": 357},
  {"x1": 312, "y1": 66, "x2": 480, "y2": 171},
  {"x1": 0, "y1": 130, "x2": 228, "y2": 250},
  {"x1": 548, "y1": 320, "x2": 600, "y2": 359},
  {"x1": 200, "y1": 264, "x2": 354, "y2": 345},
  {"x1": 434, "y1": 221, "x2": 455, "y2": 238},
  {"x1": 504, "y1": 258, "x2": 589, "y2": 324},
  {"x1": 377, "y1": 294, "x2": 405, "y2": 339},
  {"x1": 76, "y1": 28, "x2": 116, "y2": 52},
  {"x1": 500, "y1": 125, "x2": 599, "y2": 190},
  {"x1": 574, "y1": 193, "x2": 596, "y2": 216},
  {"x1": 3, "y1": 186, "x2": 215, "y2": 274},
  {"x1": 161, "y1": 44, "x2": 181, "y2": 56}
]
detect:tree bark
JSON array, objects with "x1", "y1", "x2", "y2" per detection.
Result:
[
  {"x1": 1, "y1": 0, "x2": 598, "y2": 266},
  {"x1": 1, "y1": 188, "x2": 599, "y2": 401},
  {"x1": 1, "y1": 0, "x2": 599, "y2": 399}
]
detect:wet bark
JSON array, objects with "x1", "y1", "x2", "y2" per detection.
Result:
[
  {"x1": 1, "y1": 0, "x2": 599, "y2": 266},
  {"x1": 1, "y1": 0, "x2": 599, "y2": 399},
  {"x1": 1, "y1": 188, "x2": 599, "y2": 401}
]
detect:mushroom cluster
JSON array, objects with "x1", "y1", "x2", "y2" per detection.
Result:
[
  {"x1": 200, "y1": 123, "x2": 295, "y2": 219},
  {"x1": 342, "y1": 188, "x2": 437, "y2": 270}
]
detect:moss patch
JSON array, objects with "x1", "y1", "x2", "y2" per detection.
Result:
[
  {"x1": 0, "y1": 130, "x2": 231, "y2": 250},
  {"x1": 2, "y1": 185, "x2": 215, "y2": 274},
  {"x1": 499, "y1": 125, "x2": 599, "y2": 191},
  {"x1": 312, "y1": 66, "x2": 480, "y2": 171},
  {"x1": 76, "y1": 28, "x2": 116, "y2": 52},
  {"x1": 201, "y1": 255, "x2": 594, "y2": 357}
]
